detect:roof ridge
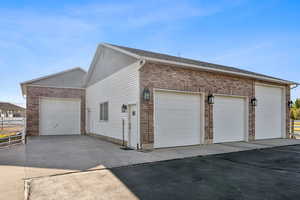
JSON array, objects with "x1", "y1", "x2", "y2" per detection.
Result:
[
  {"x1": 0, "y1": 102, "x2": 25, "y2": 110},
  {"x1": 106, "y1": 43, "x2": 250, "y2": 71},
  {"x1": 103, "y1": 43, "x2": 297, "y2": 85},
  {"x1": 20, "y1": 67, "x2": 87, "y2": 96},
  {"x1": 20, "y1": 67, "x2": 86, "y2": 85},
  {"x1": 106, "y1": 43, "x2": 267, "y2": 75}
]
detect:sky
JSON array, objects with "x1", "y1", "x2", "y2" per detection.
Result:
[{"x1": 1, "y1": 0, "x2": 299, "y2": 107}]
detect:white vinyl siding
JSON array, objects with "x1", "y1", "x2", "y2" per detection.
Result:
[{"x1": 86, "y1": 61, "x2": 139, "y2": 141}]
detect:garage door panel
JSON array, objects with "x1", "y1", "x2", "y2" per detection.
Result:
[
  {"x1": 40, "y1": 98, "x2": 81, "y2": 135},
  {"x1": 156, "y1": 112, "x2": 198, "y2": 134},
  {"x1": 255, "y1": 85, "x2": 283, "y2": 139},
  {"x1": 154, "y1": 91, "x2": 202, "y2": 148},
  {"x1": 213, "y1": 96, "x2": 246, "y2": 143}
]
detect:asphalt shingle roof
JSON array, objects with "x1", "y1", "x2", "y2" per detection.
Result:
[
  {"x1": 109, "y1": 43, "x2": 295, "y2": 84},
  {"x1": 0, "y1": 102, "x2": 25, "y2": 111}
]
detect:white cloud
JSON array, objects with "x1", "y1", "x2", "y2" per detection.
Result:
[
  {"x1": 0, "y1": 0, "x2": 245, "y2": 103},
  {"x1": 0, "y1": 0, "x2": 238, "y2": 49},
  {"x1": 0, "y1": 0, "x2": 232, "y2": 71},
  {"x1": 124, "y1": 3, "x2": 220, "y2": 28},
  {"x1": 212, "y1": 42, "x2": 273, "y2": 61}
]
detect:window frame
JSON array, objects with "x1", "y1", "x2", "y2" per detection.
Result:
[{"x1": 99, "y1": 101, "x2": 109, "y2": 122}]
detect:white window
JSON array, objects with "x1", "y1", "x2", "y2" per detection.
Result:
[{"x1": 100, "y1": 102, "x2": 109, "y2": 121}]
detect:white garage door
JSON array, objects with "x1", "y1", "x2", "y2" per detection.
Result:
[
  {"x1": 154, "y1": 91, "x2": 202, "y2": 148},
  {"x1": 213, "y1": 96, "x2": 246, "y2": 143},
  {"x1": 255, "y1": 85, "x2": 284, "y2": 140},
  {"x1": 40, "y1": 98, "x2": 81, "y2": 135}
]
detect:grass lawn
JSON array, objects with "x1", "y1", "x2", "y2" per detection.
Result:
[
  {"x1": 0, "y1": 126, "x2": 23, "y2": 138},
  {"x1": 0, "y1": 132, "x2": 17, "y2": 139}
]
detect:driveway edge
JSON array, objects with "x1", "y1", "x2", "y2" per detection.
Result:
[{"x1": 24, "y1": 179, "x2": 31, "y2": 200}]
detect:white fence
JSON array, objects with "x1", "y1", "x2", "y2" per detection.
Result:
[
  {"x1": 0, "y1": 131, "x2": 25, "y2": 148},
  {"x1": 0, "y1": 117, "x2": 25, "y2": 148},
  {"x1": 1, "y1": 117, "x2": 25, "y2": 128},
  {"x1": 291, "y1": 120, "x2": 300, "y2": 134}
]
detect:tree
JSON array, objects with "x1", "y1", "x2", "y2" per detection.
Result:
[
  {"x1": 294, "y1": 99, "x2": 300, "y2": 109},
  {"x1": 291, "y1": 98, "x2": 300, "y2": 120},
  {"x1": 291, "y1": 107, "x2": 300, "y2": 120}
]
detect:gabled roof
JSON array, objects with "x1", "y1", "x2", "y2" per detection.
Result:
[
  {"x1": 103, "y1": 43, "x2": 298, "y2": 85},
  {"x1": 0, "y1": 102, "x2": 25, "y2": 111},
  {"x1": 84, "y1": 44, "x2": 139, "y2": 87},
  {"x1": 20, "y1": 67, "x2": 87, "y2": 96}
]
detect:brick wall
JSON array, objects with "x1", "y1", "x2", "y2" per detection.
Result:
[
  {"x1": 139, "y1": 62, "x2": 290, "y2": 146},
  {"x1": 286, "y1": 85, "x2": 291, "y2": 136},
  {"x1": 26, "y1": 86, "x2": 86, "y2": 136}
]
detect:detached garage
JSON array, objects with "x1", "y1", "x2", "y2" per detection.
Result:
[
  {"x1": 21, "y1": 67, "x2": 86, "y2": 136},
  {"x1": 21, "y1": 43, "x2": 298, "y2": 149},
  {"x1": 39, "y1": 98, "x2": 81, "y2": 135}
]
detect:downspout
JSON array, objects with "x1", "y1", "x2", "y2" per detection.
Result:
[
  {"x1": 290, "y1": 84, "x2": 299, "y2": 138},
  {"x1": 137, "y1": 59, "x2": 146, "y2": 70},
  {"x1": 137, "y1": 59, "x2": 146, "y2": 150},
  {"x1": 21, "y1": 84, "x2": 27, "y2": 144}
]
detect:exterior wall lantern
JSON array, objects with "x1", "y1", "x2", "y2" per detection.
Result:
[
  {"x1": 288, "y1": 100, "x2": 293, "y2": 109},
  {"x1": 207, "y1": 94, "x2": 214, "y2": 105},
  {"x1": 143, "y1": 88, "x2": 151, "y2": 101},
  {"x1": 121, "y1": 104, "x2": 128, "y2": 113},
  {"x1": 251, "y1": 97, "x2": 257, "y2": 107}
]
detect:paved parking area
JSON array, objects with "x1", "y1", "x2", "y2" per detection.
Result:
[
  {"x1": 1, "y1": 136, "x2": 300, "y2": 200},
  {"x1": 28, "y1": 145, "x2": 300, "y2": 200}
]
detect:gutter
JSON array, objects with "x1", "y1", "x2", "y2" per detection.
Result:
[
  {"x1": 103, "y1": 43, "x2": 298, "y2": 86},
  {"x1": 291, "y1": 84, "x2": 299, "y2": 90},
  {"x1": 141, "y1": 56, "x2": 298, "y2": 85},
  {"x1": 137, "y1": 59, "x2": 146, "y2": 70}
]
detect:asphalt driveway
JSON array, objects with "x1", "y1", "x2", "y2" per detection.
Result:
[
  {"x1": 110, "y1": 145, "x2": 300, "y2": 200},
  {"x1": 28, "y1": 144, "x2": 300, "y2": 200},
  {"x1": 1, "y1": 136, "x2": 300, "y2": 200}
]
